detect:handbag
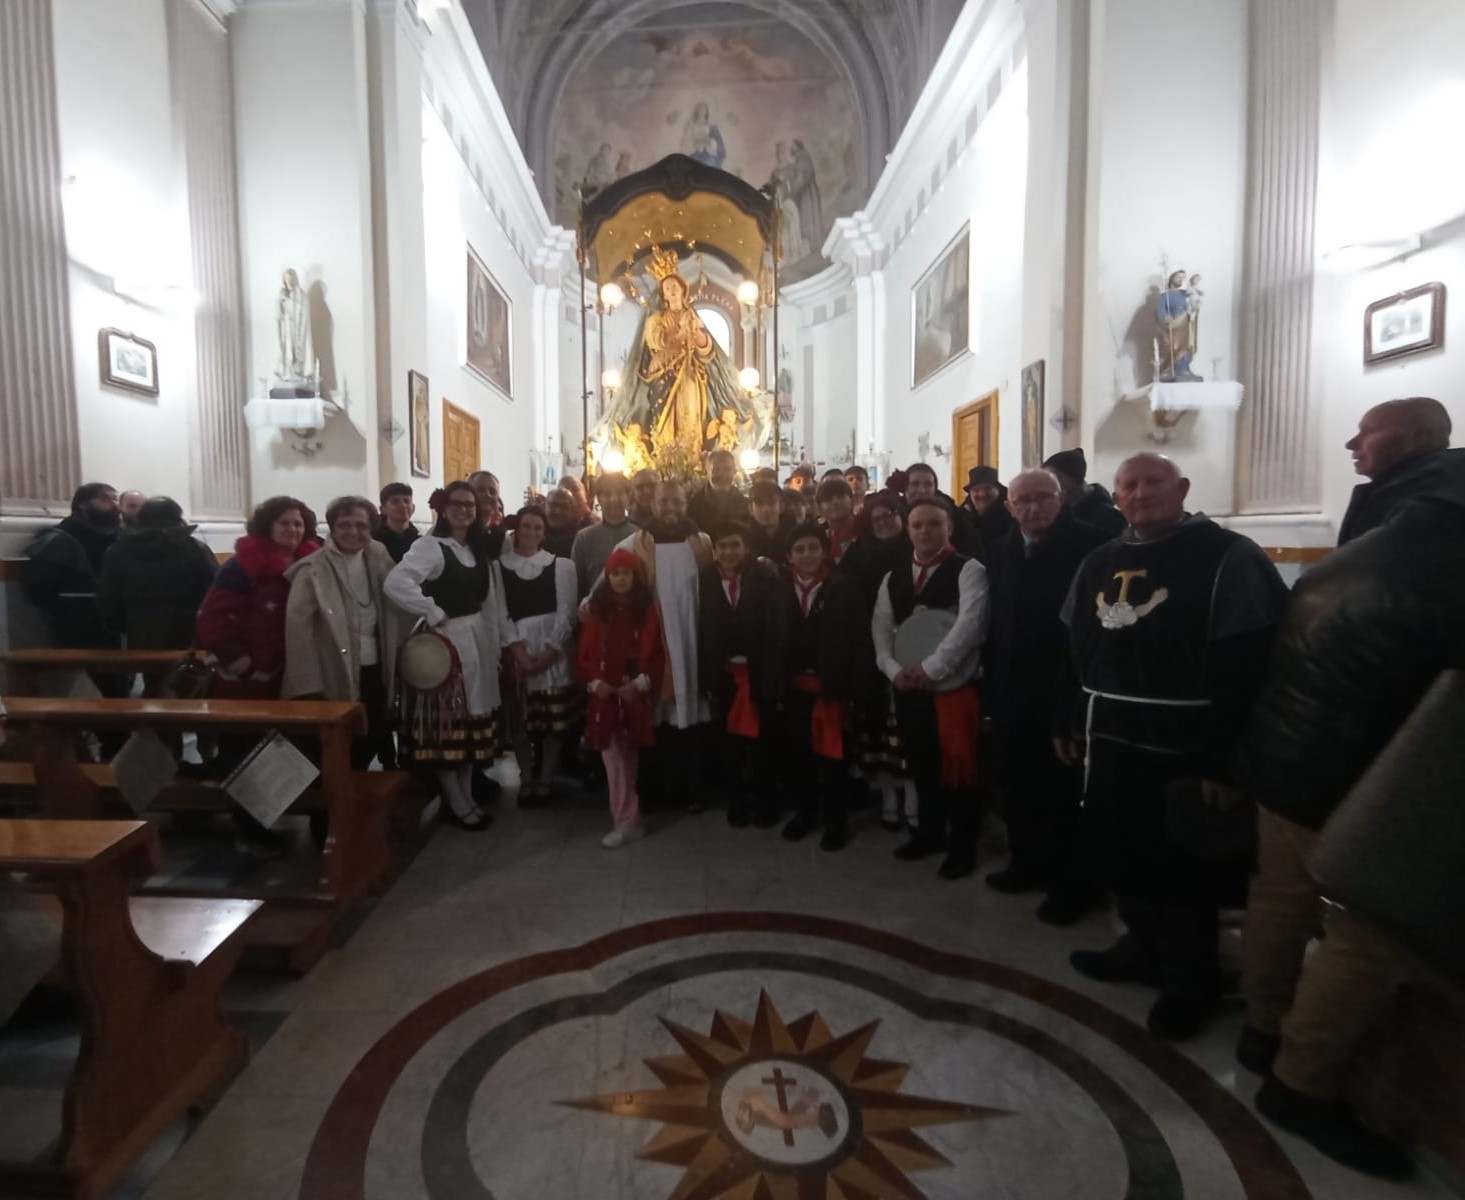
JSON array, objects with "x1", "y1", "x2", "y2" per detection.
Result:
[
  {"x1": 158, "y1": 646, "x2": 216, "y2": 700},
  {"x1": 1164, "y1": 777, "x2": 1256, "y2": 863}
]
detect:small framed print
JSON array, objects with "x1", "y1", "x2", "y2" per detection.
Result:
[
  {"x1": 1020, "y1": 359, "x2": 1045, "y2": 469},
  {"x1": 1364, "y1": 282, "x2": 1445, "y2": 366},
  {"x1": 99, "y1": 328, "x2": 158, "y2": 396},
  {"x1": 408, "y1": 370, "x2": 431, "y2": 478}
]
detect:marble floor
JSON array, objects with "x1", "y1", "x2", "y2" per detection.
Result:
[{"x1": 5, "y1": 773, "x2": 1461, "y2": 1200}]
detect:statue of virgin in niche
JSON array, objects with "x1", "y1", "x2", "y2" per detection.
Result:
[{"x1": 276, "y1": 268, "x2": 312, "y2": 384}]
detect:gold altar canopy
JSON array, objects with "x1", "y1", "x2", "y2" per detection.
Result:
[{"x1": 576, "y1": 154, "x2": 783, "y2": 476}]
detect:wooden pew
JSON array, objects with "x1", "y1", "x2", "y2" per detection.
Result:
[
  {"x1": 0, "y1": 697, "x2": 399, "y2": 971},
  {"x1": 0, "y1": 819, "x2": 259, "y2": 1200},
  {"x1": 1, "y1": 648, "x2": 189, "y2": 697}
]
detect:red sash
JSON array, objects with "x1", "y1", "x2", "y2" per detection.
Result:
[
  {"x1": 934, "y1": 687, "x2": 982, "y2": 787},
  {"x1": 724, "y1": 661, "x2": 760, "y2": 739},
  {"x1": 792, "y1": 674, "x2": 844, "y2": 760}
]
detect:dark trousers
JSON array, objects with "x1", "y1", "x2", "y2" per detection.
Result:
[
  {"x1": 783, "y1": 691, "x2": 847, "y2": 833},
  {"x1": 997, "y1": 720, "x2": 1088, "y2": 894},
  {"x1": 892, "y1": 688, "x2": 978, "y2": 852},
  {"x1": 1083, "y1": 740, "x2": 1229, "y2": 997},
  {"x1": 639, "y1": 723, "x2": 705, "y2": 810},
  {"x1": 712, "y1": 724, "x2": 775, "y2": 819}
]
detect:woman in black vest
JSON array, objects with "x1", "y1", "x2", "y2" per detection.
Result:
[
  {"x1": 384, "y1": 482, "x2": 524, "y2": 830},
  {"x1": 499, "y1": 506, "x2": 580, "y2": 802}
]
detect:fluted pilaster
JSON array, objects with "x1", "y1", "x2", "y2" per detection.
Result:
[
  {"x1": 1236, "y1": 0, "x2": 1329, "y2": 512},
  {"x1": 0, "y1": 0, "x2": 81, "y2": 511},
  {"x1": 171, "y1": 0, "x2": 249, "y2": 519}
]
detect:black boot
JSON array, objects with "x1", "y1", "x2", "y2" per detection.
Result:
[
  {"x1": 1235, "y1": 1025, "x2": 1281, "y2": 1075},
  {"x1": 1069, "y1": 935, "x2": 1159, "y2": 985},
  {"x1": 1255, "y1": 1077, "x2": 1413, "y2": 1179}
]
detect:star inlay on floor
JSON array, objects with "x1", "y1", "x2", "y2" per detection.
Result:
[{"x1": 560, "y1": 990, "x2": 1009, "y2": 1199}]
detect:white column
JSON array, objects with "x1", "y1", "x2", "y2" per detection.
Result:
[
  {"x1": 0, "y1": 0, "x2": 80, "y2": 511},
  {"x1": 827, "y1": 216, "x2": 887, "y2": 460},
  {"x1": 1235, "y1": 0, "x2": 1328, "y2": 513},
  {"x1": 170, "y1": 0, "x2": 249, "y2": 520},
  {"x1": 532, "y1": 229, "x2": 575, "y2": 464}
]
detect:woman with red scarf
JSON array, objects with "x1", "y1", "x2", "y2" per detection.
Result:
[
  {"x1": 196, "y1": 494, "x2": 321, "y2": 855},
  {"x1": 578, "y1": 549, "x2": 664, "y2": 847}
]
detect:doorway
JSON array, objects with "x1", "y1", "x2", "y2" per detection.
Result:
[
  {"x1": 443, "y1": 400, "x2": 481, "y2": 484},
  {"x1": 951, "y1": 391, "x2": 999, "y2": 496}
]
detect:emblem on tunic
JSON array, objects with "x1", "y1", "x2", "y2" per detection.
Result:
[
  {"x1": 1096, "y1": 569, "x2": 1169, "y2": 630},
  {"x1": 559, "y1": 990, "x2": 1009, "y2": 1196}
]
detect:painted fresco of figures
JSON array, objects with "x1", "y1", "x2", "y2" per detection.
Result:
[
  {"x1": 681, "y1": 101, "x2": 727, "y2": 168},
  {"x1": 583, "y1": 142, "x2": 616, "y2": 191},
  {"x1": 771, "y1": 142, "x2": 806, "y2": 260},
  {"x1": 789, "y1": 139, "x2": 823, "y2": 253}
]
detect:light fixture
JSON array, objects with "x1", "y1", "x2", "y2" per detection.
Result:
[
  {"x1": 602, "y1": 448, "x2": 625, "y2": 473},
  {"x1": 738, "y1": 448, "x2": 760, "y2": 472},
  {"x1": 600, "y1": 282, "x2": 624, "y2": 309},
  {"x1": 601, "y1": 367, "x2": 622, "y2": 390},
  {"x1": 738, "y1": 366, "x2": 760, "y2": 391},
  {"x1": 736, "y1": 279, "x2": 760, "y2": 305}
]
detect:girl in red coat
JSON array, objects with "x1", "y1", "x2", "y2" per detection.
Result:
[{"x1": 578, "y1": 549, "x2": 664, "y2": 847}]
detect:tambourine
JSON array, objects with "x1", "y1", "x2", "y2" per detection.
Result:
[
  {"x1": 892, "y1": 608, "x2": 963, "y2": 692},
  {"x1": 396, "y1": 628, "x2": 460, "y2": 694}
]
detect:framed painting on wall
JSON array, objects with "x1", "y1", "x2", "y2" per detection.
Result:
[
  {"x1": 911, "y1": 226, "x2": 970, "y2": 388},
  {"x1": 98, "y1": 328, "x2": 159, "y2": 397},
  {"x1": 1363, "y1": 282, "x2": 1445, "y2": 365},
  {"x1": 1020, "y1": 359, "x2": 1045, "y2": 469},
  {"x1": 408, "y1": 370, "x2": 431, "y2": 478},
  {"x1": 466, "y1": 246, "x2": 512, "y2": 397}
]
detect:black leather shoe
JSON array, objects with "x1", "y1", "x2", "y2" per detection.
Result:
[
  {"x1": 1069, "y1": 937, "x2": 1157, "y2": 985},
  {"x1": 938, "y1": 851, "x2": 976, "y2": 881},
  {"x1": 753, "y1": 806, "x2": 782, "y2": 829},
  {"x1": 985, "y1": 865, "x2": 1043, "y2": 894},
  {"x1": 819, "y1": 826, "x2": 847, "y2": 852},
  {"x1": 1235, "y1": 1025, "x2": 1281, "y2": 1075},
  {"x1": 782, "y1": 815, "x2": 816, "y2": 842},
  {"x1": 1036, "y1": 891, "x2": 1097, "y2": 927},
  {"x1": 727, "y1": 803, "x2": 751, "y2": 829},
  {"x1": 1146, "y1": 989, "x2": 1220, "y2": 1041},
  {"x1": 894, "y1": 835, "x2": 945, "y2": 861},
  {"x1": 1255, "y1": 1078, "x2": 1413, "y2": 1179},
  {"x1": 441, "y1": 805, "x2": 493, "y2": 833}
]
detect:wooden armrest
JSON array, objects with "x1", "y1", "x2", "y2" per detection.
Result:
[
  {"x1": 2, "y1": 649, "x2": 189, "y2": 672},
  {"x1": 0, "y1": 696, "x2": 366, "y2": 735},
  {"x1": 0, "y1": 819, "x2": 158, "y2": 875}
]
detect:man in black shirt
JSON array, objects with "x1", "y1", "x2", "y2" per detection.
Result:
[
  {"x1": 688, "y1": 449, "x2": 748, "y2": 532},
  {"x1": 375, "y1": 482, "x2": 420, "y2": 563},
  {"x1": 1337, "y1": 396, "x2": 1460, "y2": 544},
  {"x1": 1044, "y1": 448, "x2": 1126, "y2": 537}
]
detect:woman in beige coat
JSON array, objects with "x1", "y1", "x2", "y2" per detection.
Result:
[{"x1": 283, "y1": 495, "x2": 401, "y2": 769}]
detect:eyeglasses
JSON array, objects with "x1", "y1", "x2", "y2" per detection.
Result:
[{"x1": 1009, "y1": 495, "x2": 1060, "y2": 509}]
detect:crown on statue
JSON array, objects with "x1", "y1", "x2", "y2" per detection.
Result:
[{"x1": 646, "y1": 245, "x2": 682, "y2": 283}]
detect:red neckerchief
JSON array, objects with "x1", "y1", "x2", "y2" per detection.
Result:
[
  {"x1": 794, "y1": 567, "x2": 828, "y2": 616},
  {"x1": 827, "y1": 517, "x2": 856, "y2": 562},
  {"x1": 913, "y1": 545, "x2": 955, "y2": 592},
  {"x1": 719, "y1": 566, "x2": 741, "y2": 608}
]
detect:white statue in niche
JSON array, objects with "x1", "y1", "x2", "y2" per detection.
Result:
[{"x1": 276, "y1": 268, "x2": 313, "y2": 385}]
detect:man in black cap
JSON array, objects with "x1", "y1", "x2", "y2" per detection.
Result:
[
  {"x1": 962, "y1": 466, "x2": 1015, "y2": 559},
  {"x1": 1044, "y1": 448, "x2": 1126, "y2": 536}
]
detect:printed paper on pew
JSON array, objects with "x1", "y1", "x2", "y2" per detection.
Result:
[
  {"x1": 223, "y1": 732, "x2": 320, "y2": 829},
  {"x1": 110, "y1": 729, "x2": 179, "y2": 815}
]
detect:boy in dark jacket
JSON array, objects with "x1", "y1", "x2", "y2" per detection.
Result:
[
  {"x1": 698, "y1": 523, "x2": 778, "y2": 826},
  {"x1": 99, "y1": 497, "x2": 219, "y2": 649},
  {"x1": 763, "y1": 523, "x2": 871, "y2": 850}
]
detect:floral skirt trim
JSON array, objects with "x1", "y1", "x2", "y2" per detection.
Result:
[
  {"x1": 857, "y1": 700, "x2": 909, "y2": 776},
  {"x1": 523, "y1": 684, "x2": 585, "y2": 736},
  {"x1": 400, "y1": 708, "x2": 505, "y2": 765}
]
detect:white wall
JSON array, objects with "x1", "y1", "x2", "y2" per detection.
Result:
[
  {"x1": 1313, "y1": 0, "x2": 1465, "y2": 526},
  {"x1": 420, "y1": 105, "x2": 537, "y2": 503},
  {"x1": 1079, "y1": 0, "x2": 1248, "y2": 512},
  {"x1": 52, "y1": 0, "x2": 196, "y2": 506},
  {"x1": 881, "y1": 72, "x2": 1028, "y2": 495}
]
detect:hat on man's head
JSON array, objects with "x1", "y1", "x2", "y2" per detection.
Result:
[
  {"x1": 966, "y1": 466, "x2": 1001, "y2": 490},
  {"x1": 1043, "y1": 448, "x2": 1087, "y2": 482}
]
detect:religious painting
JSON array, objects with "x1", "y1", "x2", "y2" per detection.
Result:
[
  {"x1": 408, "y1": 370, "x2": 430, "y2": 478},
  {"x1": 550, "y1": 12, "x2": 862, "y2": 283},
  {"x1": 912, "y1": 228, "x2": 971, "y2": 388},
  {"x1": 465, "y1": 247, "x2": 511, "y2": 397},
  {"x1": 98, "y1": 328, "x2": 158, "y2": 397},
  {"x1": 1364, "y1": 282, "x2": 1445, "y2": 365},
  {"x1": 1021, "y1": 359, "x2": 1045, "y2": 469}
]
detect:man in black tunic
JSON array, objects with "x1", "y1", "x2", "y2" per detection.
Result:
[{"x1": 1059, "y1": 453, "x2": 1287, "y2": 1040}]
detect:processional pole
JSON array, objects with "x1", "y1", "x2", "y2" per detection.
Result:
[
  {"x1": 578, "y1": 227, "x2": 589, "y2": 484},
  {"x1": 771, "y1": 211, "x2": 781, "y2": 474}
]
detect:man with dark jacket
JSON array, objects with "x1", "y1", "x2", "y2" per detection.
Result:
[
  {"x1": 1059, "y1": 453, "x2": 1288, "y2": 1040},
  {"x1": 98, "y1": 497, "x2": 218, "y2": 649},
  {"x1": 23, "y1": 483, "x2": 123, "y2": 652},
  {"x1": 1044, "y1": 448, "x2": 1127, "y2": 536},
  {"x1": 1233, "y1": 459, "x2": 1465, "y2": 1179},
  {"x1": 1337, "y1": 396, "x2": 1459, "y2": 544},
  {"x1": 984, "y1": 470, "x2": 1110, "y2": 923},
  {"x1": 688, "y1": 450, "x2": 749, "y2": 532},
  {"x1": 375, "y1": 482, "x2": 420, "y2": 563},
  {"x1": 903, "y1": 462, "x2": 980, "y2": 560},
  {"x1": 961, "y1": 466, "x2": 1016, "y2": 558}
]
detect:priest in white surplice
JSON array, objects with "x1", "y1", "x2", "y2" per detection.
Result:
[{"x1": 614, "y1": 480, "x2": 713, "y2": 810}]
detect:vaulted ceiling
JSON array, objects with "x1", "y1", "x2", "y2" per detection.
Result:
[{"x1": 463, "y1": 0, "x2": 964, "y2": 236}]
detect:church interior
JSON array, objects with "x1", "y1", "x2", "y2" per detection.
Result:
[{"x1": 2, "y1": 0, "x2": 1464, "y2": 1197}]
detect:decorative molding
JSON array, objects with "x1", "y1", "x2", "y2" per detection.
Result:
[
  {"x1": 0, "y1": 0, "x2": 81, "y2": 512},
  {"x1": 1235, "y1": 0, "x2": 1328, "y2": 513}
]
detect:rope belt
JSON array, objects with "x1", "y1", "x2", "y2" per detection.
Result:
[{"x1": 1081, "y1": 687, "x2": 1212, "y2": 801}]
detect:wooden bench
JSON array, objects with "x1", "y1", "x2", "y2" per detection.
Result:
[
  {"x1": 1, "y1": 648, "x2": 190, "y2": 697},
  {"x1": 0, "y1": 819, "x2": 259, "y2": 1200},
  {"x1": 0, "y1": 697, "x2": 402, "y2": 972}
]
